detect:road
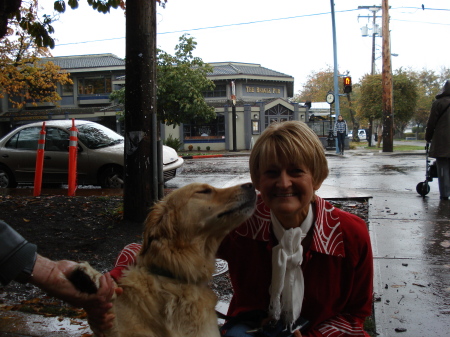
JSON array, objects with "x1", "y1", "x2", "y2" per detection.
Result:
[{"x1": 167, "y1": 153, "x2": 429, "y2": 195}]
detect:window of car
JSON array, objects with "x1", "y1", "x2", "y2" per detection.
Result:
[
  {"x1": 5, "y1": 127, "x2": 41, "y2": 150},
  {"x1": 45, "y1": 127, "x2": 70, "y2": 151},
  {"x1": 75, "y1": 123, "x2": 123, "y2": 149}
]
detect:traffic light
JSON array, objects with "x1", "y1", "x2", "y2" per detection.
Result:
[{"x1": 343, "y1": 76, "x2": 352, "y2": 93}]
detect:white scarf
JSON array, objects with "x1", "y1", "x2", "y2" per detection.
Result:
[{"x1": 269, "y1": 205, "x2": 313, "y2": 331}]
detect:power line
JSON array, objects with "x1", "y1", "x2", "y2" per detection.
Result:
[
  {"x1": 158, "y1": 9, "x2": 358, "y2": 35},
  {"x1": 56, "y1": 8, "x2": 358, "y2": 47},
  {"x1": 392, "y1": 18, "x2": 450, "y2": 25},
  {"x1": 55, "y1": 7, "x2": 449, "y2": 47}
]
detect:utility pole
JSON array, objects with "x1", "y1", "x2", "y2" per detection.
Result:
[
  {"x1": 124, "y1": 0, "x2": 158, "y2": 222},
  {"x1": 382, "y1": 0, "x2": 394, "y2": 152}
]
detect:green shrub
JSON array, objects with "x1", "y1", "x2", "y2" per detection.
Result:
[
  {"x1": 412, "y1": 126, "x2": 425, "y2": 133},
  {"x1": 197, "y1": 146, "x2": 201, "y2": 151},
  {"x1": 163, "y1": 135, "x2": 183, "y2": 151},
  {"x1": 206, "y1": 146, "x2": 211, "y2": 151},
  {"x1": 403, "y1": 132, "x2": 425, "y2": 140}
]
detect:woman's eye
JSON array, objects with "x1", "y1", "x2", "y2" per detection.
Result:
[
  {"x1": 264, "y1": 170, "x2": 278, "y2": 176},
  {"x1": 292, "y1": 168, "x2": 305, "y2": 175}
]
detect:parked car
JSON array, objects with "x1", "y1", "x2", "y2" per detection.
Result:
[
  {"x1": 0, "y1": 120, "x2": 184, "y2": 188},
  {"x1": 347, "y1": 129, "x2": 367, "y2": 141}
]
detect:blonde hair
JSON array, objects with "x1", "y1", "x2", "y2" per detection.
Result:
[{"x1": 249, "y1": 121, "x2": 329, "y2": 187}]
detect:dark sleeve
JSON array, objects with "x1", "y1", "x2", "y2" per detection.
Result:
[
  {"x1": 0, "y1": 221, "x2": 37, "y2": 286},
  {"x1": 425, "y1": 99, "x2": 444, "y2": 142}
]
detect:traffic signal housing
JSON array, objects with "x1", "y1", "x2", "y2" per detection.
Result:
[{"x1": 343, "y1": 76, "x2": 352, "y2": 93}]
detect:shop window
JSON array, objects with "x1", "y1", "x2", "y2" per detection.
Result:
[
  {"x1": 78, "y1": 76, "x2": 112, "y2": 95},
  {"x1": 62, "y1": 81, "x2": 74, "y2": 96},
  {"x1": 203, "y1": 84, "x2": 227, "y2": 98},
  {"x1": 184, "y1": 115, "x2": 225, "y2": 141}
]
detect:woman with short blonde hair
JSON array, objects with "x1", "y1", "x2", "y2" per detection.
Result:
[{"x1": 219, "y1": 120, "x2": 373, "y2": 337}]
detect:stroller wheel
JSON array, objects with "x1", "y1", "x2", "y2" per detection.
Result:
[{"x1": 416, "y1": 182, "x2": 430, "y2": 196}]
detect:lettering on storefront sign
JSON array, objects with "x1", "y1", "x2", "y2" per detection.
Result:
[{"x1": 245, "y1": 86, "x2": 282, "y2": 94}]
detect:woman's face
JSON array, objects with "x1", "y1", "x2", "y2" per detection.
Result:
[
  {"x1": 255, "y1": 161, "x2": 321, "y2": 228},
  {"x1": 338, "y1": 115, "x2": 343, "y2": 121}
]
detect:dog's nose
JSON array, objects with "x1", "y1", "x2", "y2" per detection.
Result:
[{"x1": 241, "y1": 183, "x2": 254, "y2": 190}]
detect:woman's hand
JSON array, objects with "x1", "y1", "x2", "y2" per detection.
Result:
[{"x1": 293, "y1": 329, "x2": 302, "y2": 337}]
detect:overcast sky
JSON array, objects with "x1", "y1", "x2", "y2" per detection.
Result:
[{"x1": 43, "y1": 0, "x2": 449, "y2": 95}]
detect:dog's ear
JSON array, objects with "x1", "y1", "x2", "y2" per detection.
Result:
[{"x1": 140, "y1": 200, "x2": 177, "y2": 256}]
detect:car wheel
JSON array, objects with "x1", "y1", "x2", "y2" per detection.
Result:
[
  {"x1": 0, "y1": 165, "x2": 17, "y2": 188},
  {"x1": 99, "y1": 166, "x2": 124, "y2": 188}
]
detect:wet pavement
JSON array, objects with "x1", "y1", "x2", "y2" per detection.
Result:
[{"x1": 1, "y1": 143, "x2": 449, "y2": 336}]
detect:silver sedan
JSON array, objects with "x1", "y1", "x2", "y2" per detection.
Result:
[{"x1": 0, "y1": 120, "x2": 183, "y2": 188}]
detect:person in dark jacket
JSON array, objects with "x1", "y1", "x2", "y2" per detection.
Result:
[
  {"x1": 334, "y1": 115, "x2": 348, "y2": 155},
  {"x1": 0, "y1": 221, "x2": 118, "y2": 337},
  {"x1": 425, "y1": 80, "x2": 450, "y2": 200}
]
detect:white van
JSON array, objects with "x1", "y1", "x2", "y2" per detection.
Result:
[{"x1": 347, "y1": 129, "x2": 367, "y2": 141}]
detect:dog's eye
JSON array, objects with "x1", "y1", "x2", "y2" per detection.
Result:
[{"x1": 197, "y1": 188, "x2": 212, "y2": 194}]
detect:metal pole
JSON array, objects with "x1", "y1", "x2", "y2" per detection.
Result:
[
  {"x1": 371, "y1": 11, "x2": 377, "y2": 75},
  {"x1": 231, "y1": 81, "x2": 238, "y2": 152},
  {"x1": 330, "y1": 0, "x2": 340, "y2": 115}
]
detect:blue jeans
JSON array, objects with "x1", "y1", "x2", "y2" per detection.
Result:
[
  {"x1": 337, "y1": 132, "x2": 346, "y2": 153},
  {"x1": 220, "y1": 323, "x2": 254, "y2": 336}
]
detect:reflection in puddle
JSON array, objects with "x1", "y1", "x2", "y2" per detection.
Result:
[{"x1": 0, "y1": 309, "x2": 91, "y2": 336}]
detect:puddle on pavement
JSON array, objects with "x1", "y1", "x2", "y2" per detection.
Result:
[
  {"x1": 0, "y1": 309, "x2": 91, "y2": 336},
  {"x1": 379, "y1": 164, "x2": 409, "y2": 174}
]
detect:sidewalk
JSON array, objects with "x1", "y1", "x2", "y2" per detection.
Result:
[{"x1": 369, "y1": 190, "x2": 450, "y2": 336}]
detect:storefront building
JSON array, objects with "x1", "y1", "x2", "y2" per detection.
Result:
[
  {"x1": 162, "y1": 62, "x2": 307, "y2": 151},
  {"x1": 0, "y1": 55, "x2": 308, "y2": 150}
]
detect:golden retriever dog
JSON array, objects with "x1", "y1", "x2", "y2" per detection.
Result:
[{"x1": 71, "y1": 182, "x2": 256, "y2": 337}]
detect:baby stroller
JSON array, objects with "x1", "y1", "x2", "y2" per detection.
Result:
[{"x1": 416, "y1": 143, "x2": 438, "y2": 196}]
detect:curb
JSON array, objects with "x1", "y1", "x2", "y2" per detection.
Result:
[
  {"x1": 181, "y1": 154, "x2": 224, "y2": 159},
  {"x1": 180, "y1": 150, "x2": 426, "y2": 160},
  {"x1": 181, "y1": 152, "x2": 250, "y2": 159}
]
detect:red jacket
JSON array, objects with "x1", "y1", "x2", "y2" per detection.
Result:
[{"x1": 217, "y1": 195, "x2": 373, "y2": 337}]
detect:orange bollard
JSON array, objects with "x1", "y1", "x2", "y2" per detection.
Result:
[
  {"x1": 68, "y1": 118, "x2": 78, "y2": 196},
  {"x1": 33, "y1": 122, "x2": 46, "y2": 197}
]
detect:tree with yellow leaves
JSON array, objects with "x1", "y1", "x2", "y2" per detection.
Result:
[{"x1": 0, "y1": 0, "x2": 71, "y2": 109}]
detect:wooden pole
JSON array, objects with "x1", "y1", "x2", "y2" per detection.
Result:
[
  {"x1": 123, "y1": 0, "x2": 158, "y2": 222},
  {"x1": 382, "y1": 0, "x2": 394, "y2": 152}
]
